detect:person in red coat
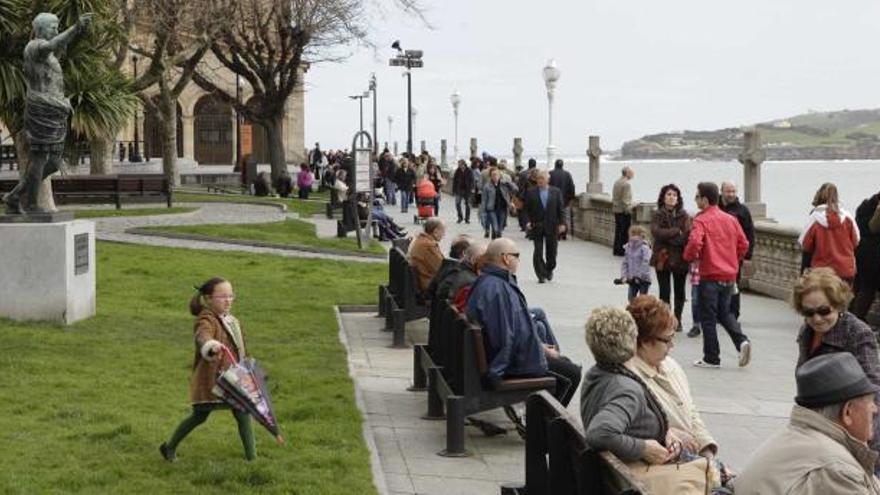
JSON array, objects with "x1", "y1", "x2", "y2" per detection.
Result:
[
  {"x1": 798, "y1": 183, "x2": 860, "y2": 285},
  {"x1": 683, "y1": 182, "x2": 752, "y2": 369}
]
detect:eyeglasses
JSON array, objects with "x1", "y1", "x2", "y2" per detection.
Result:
[
  {"x1": 503, "y1": 252, "x2": 520, "y2": 258},
  {"x1": 212, "y1": 294, "x2": 236, "y2": 301},
  {"x1": 801, "y1": 305, "x2": 833, "y2": 318},
  {"x1": 654, "y1": 334, "x2": 675, "y2": 345}
]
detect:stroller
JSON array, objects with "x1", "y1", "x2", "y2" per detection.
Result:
[{"x1": 414, "y1": 178, "x2": 437, "y2": 224}]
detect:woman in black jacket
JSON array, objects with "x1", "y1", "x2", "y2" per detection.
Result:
[
  {"x1": 650, "y1": 184, "x2": 691, "y2": 331},
  {"x1": 394, "y1": 160, "x2": 417, "y2": 213}
]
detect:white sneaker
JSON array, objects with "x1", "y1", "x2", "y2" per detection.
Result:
[
  {"x1": 693, "y1": 359, "x2": 721, "y2": 369},
  {"x1": 739, "y1": 341, "x2": 752, "y2": 368}
]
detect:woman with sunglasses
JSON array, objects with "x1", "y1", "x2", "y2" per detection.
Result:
[{"x1": 793, "y1": 267, "x2": 880, "y2": 473}]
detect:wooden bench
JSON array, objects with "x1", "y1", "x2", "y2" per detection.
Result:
[
  {"x1": 410, "y1": 302, "x2": 556, "y2": 456},
  {"x1": 513, "y1": 390, "x2": 649, "y2": 495},
  {"x1": 0, "y1": 174, "x2": 171, "y2": 209},
  {"x1": 377, "y1": 246, "x2": 428, "y2": 347}
]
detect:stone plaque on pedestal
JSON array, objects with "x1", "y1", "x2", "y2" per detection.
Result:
[{"x1": 0, "y1": 219, "x2": 96, "y2": 324}]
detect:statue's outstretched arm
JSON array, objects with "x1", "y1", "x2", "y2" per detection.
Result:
[{"x1": 38, "y1": 14, "x2": 92, "y2": 56}]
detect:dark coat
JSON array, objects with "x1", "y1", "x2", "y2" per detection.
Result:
[
  {"x1": 549, "y1": 168, "x2": 576, "y2": 204},
  {"x1": 722, "y1": 198, "x2": 756, "y2": 260},
  {"x1": 452, "y1": 167, "x2": 474, "y2": 196},
  {"x1": 855, "y1": 193, "x2": 880, "y2": 288},
  {"x1": 524, "y1": 186, "x2": 565, "y2": 237},
  {"x1": 650, "y1": 206, "x2": 691, "y2": 273},
  {"x1": 394, "y1": 167, "x2": 416, "y2": 192}
]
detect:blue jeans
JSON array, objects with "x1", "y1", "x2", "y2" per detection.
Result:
[
  {"x1": 627, "y1": 280, "x2": 651, "y2": 301},
  {"x1": 486, "y1": 210, "x2": 505, "y2": 238},
  {"x1": 384, "y1": 179, "x2": 397, "y2": 205},
  {"x1": 698, "y1": 281, "x2": 749, "y2": 365},
  {"x1": 691, "y1": 283, "x2": 700, "y2": 327},
  {"x1": 455, "y1": 194, "x2": 471, "y2": 221},
  {"x1": 400, "y1": 190, "x2": 412, "y2": 212}
]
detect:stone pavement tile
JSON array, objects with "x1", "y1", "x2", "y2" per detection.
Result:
[
  {"x1": 372, "y1": 426, "x2": 410, "y2": 475},
  {"x1": 385, "y1": 474, "x2": 416, "y2": 494},
  {"x1": 410, "y1": 475, "x2": 502, "y2": 495},
  {"x1": 403, "y1": 453, "x2": 494, "y2": 480}
]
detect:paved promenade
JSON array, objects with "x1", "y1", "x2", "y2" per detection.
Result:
[{"x1": 342, "y1": 193, "x2": 805, "y2": 494}]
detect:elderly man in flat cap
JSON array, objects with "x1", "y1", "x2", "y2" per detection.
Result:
[{"x1": 733, "y1": 352, "x2": 880, "y2": 494}]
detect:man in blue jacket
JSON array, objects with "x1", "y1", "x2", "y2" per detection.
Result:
[{"x1": 466, "y1": 238, "x2": 581, "y2": 407}]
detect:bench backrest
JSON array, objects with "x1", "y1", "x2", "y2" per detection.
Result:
[{"x1": 525, "y1": 391, "x2": 649, "y2": 495}]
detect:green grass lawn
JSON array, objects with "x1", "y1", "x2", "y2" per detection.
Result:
[
  {"x1": 140, "y1": 218, "x2": 386, "y2": 256},
  {"x1": 175, "y1": 192, "x2": 328, "y2": 218},
  {"x1": 0, "y1": 242, "x2": 384, "y2": 494},
  {"x1": 72, "y1": 207, "x2": 198, "y2": 219}
]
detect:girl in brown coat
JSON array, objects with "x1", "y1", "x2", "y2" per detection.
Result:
[{"x1": 160, "y1": 277, "x2": 256, "y2": 461}]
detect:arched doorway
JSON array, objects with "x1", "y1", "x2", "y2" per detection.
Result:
[
  {"x1": 243, "y1": 97, "x2": 269, "y2": 164},
  {"x1": 143, "y1": 100, "x2": 183, "y2": 159},
  {"x1": 194, "y1": 95, "x2": 233, "y2": 165}
]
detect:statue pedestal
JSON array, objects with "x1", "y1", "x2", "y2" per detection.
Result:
[{"x1": 0, "y1": 218, "x2": 96, "y2": 324}]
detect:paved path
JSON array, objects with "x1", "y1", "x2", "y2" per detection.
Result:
[
  {"x1": 341, "y1": 193, "x2": 803, "y2": 494},
  {"x1": 86, "y1": 202, "x2": 384, "y2": 263}
]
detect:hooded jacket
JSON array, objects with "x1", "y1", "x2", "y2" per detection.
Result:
[{"x1": 799, "y1": 205, "x2": 860, "y2": 279}]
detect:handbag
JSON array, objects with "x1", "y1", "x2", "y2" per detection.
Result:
[
  {"x1": 625, "y1": 457, "x2": 711, "y2": 495},
  {"x1": 652, "y1": 248, "x2": 670, "y2": 272}
]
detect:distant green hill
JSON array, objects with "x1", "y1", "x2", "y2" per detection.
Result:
[{"x1": 621, "y1": 109, "x2": 880, "y2": 160}]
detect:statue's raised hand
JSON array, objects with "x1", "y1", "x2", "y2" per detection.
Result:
[{"x1": 78, "y1": 13, "x2": 93, "y2": 29}]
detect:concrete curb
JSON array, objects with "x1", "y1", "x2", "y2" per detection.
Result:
[
  {"x1": 335, "y1": 305, "x2": 390, "y2": 495},
  {"x1": 173, "y1": 192, "x2": 290, "y2": 213},
  {"x1": 123, "y1": 228, "x2": 386, "y2": 260}
]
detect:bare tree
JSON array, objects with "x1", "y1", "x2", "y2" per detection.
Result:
[
  {"x1": 125, "y1": 0, "x2": 227, "y2": 185},
  {"x1": 192, "y1": 0, "x2": 424, "y2": 181}
]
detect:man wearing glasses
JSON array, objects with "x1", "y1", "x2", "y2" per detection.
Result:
[
  {"x1": 466, "y1": 238, "x2": 582, "y2": 409},
  {"x1": 683, "y1": 182, "x2": 752, "y2": 369}
]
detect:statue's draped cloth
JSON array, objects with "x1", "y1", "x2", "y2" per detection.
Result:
[{"x1": 24, "y1": 92, "x2": 71, "y2": 146}]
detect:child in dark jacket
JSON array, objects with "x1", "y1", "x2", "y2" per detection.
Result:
[{"x1": 620, "y1": 226, "x2": 653, "y2": 301}]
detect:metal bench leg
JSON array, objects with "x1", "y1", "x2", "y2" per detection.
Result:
[
  {"x1": 391, "y1": 309, "x2": 407, "y2": 348},
  {"x1": 439, "y1": 395, "x2": 469, "y2": 457},
  {"x1": 407, "y1": 345, "x2": 427, "y2": 392},
  {"x1": 422, "y1": 366, "x2": 445, "y2": 420}
]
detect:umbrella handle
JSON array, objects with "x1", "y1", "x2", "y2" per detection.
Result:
[{"x1": 218, "y1": 344, "x2": 238, "y2": 365}]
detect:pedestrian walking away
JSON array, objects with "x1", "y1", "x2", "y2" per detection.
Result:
[
  {"x1": 524, "y1": 170, "x2": 566, "y2": 283},
  {"x1": 549, "y1": 159, "x2": 576, "y2": 240},
  {"x1": 798, "y1": 182, "x2": 860, "y2": 285},
  {"x1": 720, "y1": 181, "x2": 755, "y2": 321},
  {"x1": 452, "y1": 159, "x2": 474, "y2": 224},
  {"x1": 683, "y1": 182, "x2": 752, "y2": 368},
  {"x1": 160, "y1": 277, "x2": 256, "y2": 462},
  {"x1": 612, "y1": 166, "x2": 635, "y2": 256}
]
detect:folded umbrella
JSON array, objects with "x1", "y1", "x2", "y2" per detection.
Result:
[{"x1": 214, "y1": 345, "x2": 284, "y2": 444}]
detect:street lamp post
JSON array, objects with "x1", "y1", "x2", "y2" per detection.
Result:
[
  {"x1": 387, "y1": 115, "x2": 393, "y2": 150},
  {"x1": 389, "y1": 41, "x2": 423, "y2": 155},
  {"x1": 410, "y1": 107, "x2": 417, "y2": 146},
  {"x1": 131, "y1": 54, "x2": 143, "y2": 162},
  {"x1": 235, "y1": 75, "x2": 243, "y2": 165},
  {"x1": 542, "y1": 59, "x2": 560, "y2": 169},
  {"x1": 450, "y1": 90, "x2": 461, "y2": 164},
  {"x1": 370, "y1": 74, "x2": 378, "y2": 155},
  {"x1": 349, "y1": 91, "x2": 369, "y2": 134}
]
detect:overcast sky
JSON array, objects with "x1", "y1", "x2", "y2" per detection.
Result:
[{"x1": 304, "y1": 0, "x2": 880, "y2": 156}]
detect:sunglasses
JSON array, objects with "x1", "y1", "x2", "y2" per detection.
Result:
[{"x1": 801, "y1": 305, "x2": 833, "y2": 318}]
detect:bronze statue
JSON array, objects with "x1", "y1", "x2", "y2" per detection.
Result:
[{"x1": 3, "y1": 12, "x2": 92, "y2": 215}]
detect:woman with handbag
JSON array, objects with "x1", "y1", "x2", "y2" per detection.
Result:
[
  {"x1": 581, "y1": 305, "x2": 716, "y2": 494},
  {"x1": 651, "y1": 184, "x2": 691, "y2": 331}
]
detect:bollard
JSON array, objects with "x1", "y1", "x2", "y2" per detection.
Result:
[
  {"x1": 391, "y1": 309, "x2": 407, "y2": 348},
  {"x1": 384, "y1": 295, "x2": 395, "y2": 331},
  {"x1": 407, "y1": 345, "x2": 427, "y2": 391},
  {"x1": 439, "y1": 395, "x2": 470, "y2": 457},
  {"x1": 423, "y1": 366, "x2": 445, "y2": 420},
  {"x1": 377, "y1": 285, "x2": 387, "y2": 317}
]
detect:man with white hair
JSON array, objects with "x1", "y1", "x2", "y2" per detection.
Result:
[
  {"x1": 466, "y1": 238, "x2": 581, "y2": 407},
  {"x1": 720, "y1": 181, "x2": 755, "y2": 322},
  {"x1": 611, "y1": 166, "x2": 635, "y2": 256}
]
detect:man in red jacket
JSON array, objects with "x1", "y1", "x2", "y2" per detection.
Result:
[{"x1": 683, "y1": 182, "x2": 752, "y2": 369}]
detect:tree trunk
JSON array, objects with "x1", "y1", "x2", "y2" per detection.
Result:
[
  {"x1": 89, "y1": 135, "x2": 114, "y2": 175},
  {"x1": 159, "y1": 96, "x2": 180, "y2": 186},
  {"x1": 13, "y1": 131, "x2": 56, "y2": 212},
  {"x1": 265, "y1": 113, "x2": 287, "y2": 182}
]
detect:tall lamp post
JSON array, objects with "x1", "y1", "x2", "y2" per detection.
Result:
[
  {"x1": 410, "y1": 107, "x2": 417, "y2": 148},
  {"x1": 389, "y1": 41, "x2": 423, "y2": 155},
  {"x1": 235, "y1": 75, "x2": 243, "y2": 165},
  {"x1": 349, "y1": 91, "x2": 370, "y2": 134},
  {"x1": 450, "y1": 90, "x2": 461, "y2": 165},
  {"x1": 369, "y1": 74, "x2": 378, "y2": 155},
  {"x1": 130, "y1": 53, "x2": 143, "y2": 162},
  {"x1": 542, "y1": 59, "x2": 560, "y2": 169},
  {"x1": 387, "y1": 115, "x2": 393, "y2": 149}
]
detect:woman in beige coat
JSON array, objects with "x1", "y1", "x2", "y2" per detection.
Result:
[{"x1": 159, "y1": 277, "x2": 255, "y2": 461}]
